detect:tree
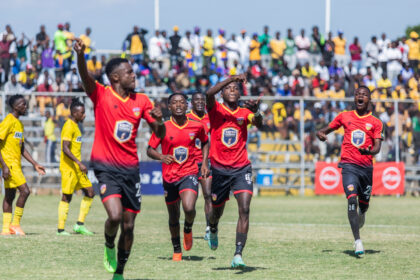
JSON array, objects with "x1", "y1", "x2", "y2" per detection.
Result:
[{"x1": 406, "y1": 24, "x2": 420, "y2": 38}]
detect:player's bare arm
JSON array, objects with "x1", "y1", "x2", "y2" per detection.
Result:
[
  {"x1": 74, "y1": 38, "x2": 96, "y2": 95},
  {"x1": 62, "y1": 140, "x2": 88, "y2": 173},
  {"x1": 148, "y1": 106, "x2": 166, "y2": 139},
  {"x1": 0, "y1": 139, "x2": 11, "y2": 180},
  {"x1": 201, "y1": 140, "x2": 210, "y2": 178},
  {"x1": 147, "y1": 146, "x2": 175, "y2": 164},
  {"x1": 358, "y1": 138, "x2": 382, "y2": 156},
  {"x1": 244, "y1": 97, "x2": 263, "y2": 128},
  {"x1": 206, "y1": 74, "x2": 247, "y2": 110},
  {"x1": 22, "y1": 142, "x2": 45, "y2": 175},
  {"x1": 316, "y1": 126, "x2": 335, "y2": 142}
]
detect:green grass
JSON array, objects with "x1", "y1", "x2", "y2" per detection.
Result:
[{"x1": 1, "y1": 195, "x2": 420, "y2": 279}]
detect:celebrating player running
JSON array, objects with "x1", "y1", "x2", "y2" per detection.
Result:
[
  {"x1": 75, "y1": 38, "x2": 165, "y2": 280},
  {"x1": 316, "y1": 86, "x2": 384, "y2": 257},
  {"x1": 206, "y1": 74, "x2": 262, "y2": 268}
]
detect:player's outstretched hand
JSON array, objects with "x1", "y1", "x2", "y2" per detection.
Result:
[
  {"x1": 150, "y1": 106, "x2": 163, "y2": 123},
  {"x1": 316, "y1": 131, "x2": 327, "y2": 142},
  {"x1": 201, "y1": 163, "x2": 210, "y2": 179},
  {"x1": 73, "y1": 38, "x2": 86, "y2": 56},
  {"x1": 35, "y1": 164, "x2": 46, "y2": 175},
  {"x1": 244, "y1": 96, "x2": 261, "y2": 113},
  {"x1": 233, "y1": 73, "x2": 247, "y2": 84},
  {"x1": 358, "y1": 145, "x2": 372, "y2": 155},
  {"x1": 2, "y1": 166, "x2": 11, "y2": 180},
  {"x1": 160, "y1": 155, "x2": 175, "y2": 165},
  {"x1": 78, "y1": 162, "x2": 88, "y2": 174}
]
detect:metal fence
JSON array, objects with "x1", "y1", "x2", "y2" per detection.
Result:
[{"x1": 1, "y1": 90, "x2": 419, "y2": 195}]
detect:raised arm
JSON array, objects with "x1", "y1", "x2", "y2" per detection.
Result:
[
  {"x1": 244, "y1": 97, "x2": 263, "y2": 129},
  {"x1": 74, "y1": 38, "x2": 96, "y2": 95},
  {"x1": 62, "y1": 140, "x2": 88, "y2": 173},
  {"x1": 148, "y1": 106, "x2": 166, "y2": 139},
  {"x1": 206, "y1": 74, "x2": 247, "y2": 110}
]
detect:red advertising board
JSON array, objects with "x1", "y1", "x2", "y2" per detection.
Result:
[{"x1": 315, "y1": 162, "x2": 405, "y2": 196}]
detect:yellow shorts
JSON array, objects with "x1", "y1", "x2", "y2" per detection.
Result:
[
  {"x1": 61, "y1": 168, "x2": 92, "y2": 195},
  {"x1": 4, "y1": 164, "x2": 26, "y2": 189}
]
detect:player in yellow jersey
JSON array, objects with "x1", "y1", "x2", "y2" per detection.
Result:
[
  {"x1": 0, "y1": 95, "x2": 46, "y2": 235},
  {"x1": 57, "y1": 98, "x2": 95, "y2": 236}
]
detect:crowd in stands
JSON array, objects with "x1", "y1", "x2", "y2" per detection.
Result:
[{"x1": 1, "y1": 23, "x2": 420, "y2": 164}]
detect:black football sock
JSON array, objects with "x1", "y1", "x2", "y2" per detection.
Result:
[
  {"x1": 205, "y1": 213, "x2": 210, "y2": 228},
  {"x1": 115, "y1": 249, "x2": 130, "y2": 275},
  {"x1": 105, "y1": 233, "x2": 117, "y2": 249},
  {"x1": 171, "y1": 237, "x2": 182, "y2": 253},
  {"x1": 184, "y1": 221, "x2": 193, "y2": 234},
  {"x1": 234, "y1": 232, "x2": 247, "y2": 256},
  {"x1": 76, "y1": 221, "x2": 84, "y2": 225},
  {"x1": 347, "y1": 197, "x2": 360, "y2": 240}
]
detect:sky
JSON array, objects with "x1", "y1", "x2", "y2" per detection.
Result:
[{"x1": 1, "y1": 0, "x2": 419, "y2": 50}]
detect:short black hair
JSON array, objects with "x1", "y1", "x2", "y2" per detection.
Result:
[
  {"x1": 168, "y1": 92, "x2": 188, "y2": 104},
  {"x1": 8, "y1": 94, "x2": 24, "y2": 108},
  {"x1": 191, "y1": 92, "x2": 205, "y2": 99},
  {"x1": 70, "y1": 97, "x2": 85, "y2": 113},
  {"x1": 356, "y1": 85, "x2": 371, "y2": 95},
  {"x1": 105, "y1": 57, "x2": 129, "y2": 78}
]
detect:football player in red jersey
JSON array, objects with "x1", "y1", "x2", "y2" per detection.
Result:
[
  {"x1": 75, "y1": 38, "x2": 165, "y2": 280},
  {"x1": 147, "y1": 93, "x2": 210, "y2": 261},
  {"x1": 206, "y1": 74, "x2": 262, "y2": 268},
  {"x1": 317, "y1": 86, "x2": 383, "y2": 257},
  {"x1": 186, "y1": 92, "x2": 212, "y2": 240}
]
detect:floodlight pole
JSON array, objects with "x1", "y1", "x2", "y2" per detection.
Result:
[
  {"x1": 325, "y1": 0, "x2": 331, "y2": 34},
  {"x1": 154, "y1": 0, "x2": 160, "y2": 31}
]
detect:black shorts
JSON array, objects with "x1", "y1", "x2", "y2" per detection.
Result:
[
  {"x1": 163, "y1": 175, "x2": 199, "y2": 205},
  {"x1": 197, "y1": 160, "x2": 212, "y2": 180},
  {"x1": 93, "y1": 162, "x2": 142, "y2": 213},
  {"x1": 339, "y1": 163, "x2": 373, "y2": 205},
  {"x1": 211, "y1": 164, "x2": 253, "y2": 207}
]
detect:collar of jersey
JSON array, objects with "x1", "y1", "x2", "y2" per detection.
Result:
[
  {"x1": 108, "y1": 86, "x2": 130, "y2": 102},
  {"x1": 221, "y1": 103, "x2": 240, "y2": 115},
  {"x1": 170, "y1": 117, "x2": 189, "y2": 129},
  {"x1": 190, "y1": 111, "x2": 205, "y2": 120},
  {"x1": 353, "y1": 110, "x2": 372, "y2": 119}
]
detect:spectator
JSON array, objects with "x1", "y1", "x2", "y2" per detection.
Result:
[
  {"x1": 407, "y1": 31, "x2": 419, "y2": 73},
  {"x1": 4, "y1": 74, "x2": 24, "y2": 93},
  {"x1": 149, "y1": 30, "x2": 163, "y2": 62},
  {"x1": 87, "y1": 55, "x2": 102, "y2": 80},
  {"x1": 44, "y1": 110, "x2": 57, "y2": 163},
  {"x1": 0, "y1": 34, "x2": 11, "y2": 83},
  {"x1": 314, "y1": 60, "x2": 330, "y2": 82},
  {"x1": 191, "y1": 27, "x2": 203, "y2": 71},
  {"x1": 52, "y1": 75, "x2": 67, "y2": 92},
  {"x1": 386, "y1": 41, "x2": 403, "y2": 84},
  {"x1": 54, "y1": 24, "x2": 67, "y2": 55},
  {"x1": 41, "y1": 40, "x2": 55, "y2": 78},
  {"x1": 378, "y1": 32, "x2": 391, "y2": 73},
  {"x1": 270, "y1": 31, "x2": 286, "y2": 67},
  {"x1": 79, "y1": 27, "x2": 93, "y2": 58},
  {"x1": 249, "y1": 33, "x2": 261, "y2": 66},
  {"x1": 37, "y1": 69, "x2": 53, "y2": 86},
  {"x1": 36, "y1": 25, "x2": 49, "y2": 49},
  {"x1": 169, "y1": 26, "x2": 181, "y2": 66},
  {"x1": 214, "y1": 29, "x2": 228, "y2": 68},
  {"x1": 226, "y1": 33, "x2": 240, "y2": 69},
  {"x1": 237, "y1": 29, "x2": 251, "y2": 69},
  {"x1": 259, "y1": 26, "x2": 271, "y2": 70},
  {"x1": 333, "y1": 30, "x2": 347, "y2": 67},
  {"x1": 365, "y1": 36, "x2": 379, "y2": 67},
  {"x1": 202, "y1": 29, "x2": 214, "y2": 68},
  {"x1": 310, "y1": 26, "x2": 324, "y2": 67},
  {"x1": 16, "y1": 33, "x2": 31, "y2": 61},
  {"x1": 284, "y1": 28, "x2": 296, "y2": 69},
  {"x1": 124, "y1": 26, "x2": 147, "y2": 64},
  {"x1": 349, "y1": 37, "x2": 362, "y2": 71},
  {"x1": 323, "y1": 32, "x2": 335, "y2": 67},
  {"x1": 401, "y1": 63, "x2": 414, "y2": 84},
  {"x1": 377, "y1": 73, "x2": 392, "y2": 96},
  {"x1": 179, "y1": 30, "x2": 193, "y2": 59},
  {"x1": 329, "y1": 60, "x2": 344, "y2": 79},
  {"x1": 295, "y1": 29, "x2": 310, "y2": 66},
  {"x1": 18, "y1": 64, "x2": 35, "y2": 85},
  {"x1": 289, "y1": 69, "x2": 304, "y2": 95},
  {"x1": 301, "y1": 62, "x2": 317, "y2": 80},
  {"x1": 65, "y1": 65, "x2": 83, "y2": 92},
  {"x1": 55, "y1": 97, "x2": 71, "y2": 128},
  {"x1": 37, "y1": 70, "x2": 55, "y2": 115},
  {"x1": 344, "y1": 62, "x2": 358, "y2": 78}
]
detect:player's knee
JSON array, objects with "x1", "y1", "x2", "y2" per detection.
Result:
[
  {"x1": 183, "y1": 207, "x2": 196, "y2": 218},
  {"x1": 62, "y1": 194, "x2": 72, "y2": 203},
  {"x1": 359, "y1": 201, "x2": 369, "y2": 213},
  {"x1": 20, "y1": 187, "x2": 31, "y2": 198},
  {"x1": 347, "y1": 196, "x2": 357, "y2": 212},
  {"x1": 123, "y1": 221, "x2": 135, "y2": 233},
  {"x1": 239, "y1": 206, "x2": 250, "y2": 217},
  {"x1": 203, "y1": 193, "x2": 212, "y2": 202},
  {"x1": 86, "y1": 189, "x2": 95, "y2": 199},
  {"x1": 108, "y1": 212, "x2": 123, "y2": 226}
]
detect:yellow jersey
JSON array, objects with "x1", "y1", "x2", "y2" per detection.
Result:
[
  {"x1": 270, "y1": 39, "x2": 286, "y2": 59},
  {"x1": 79, "y1": 34, "x2": 92, "y2": 54},
  {"x1": 130, "y1": 34, "x2": 143, "y2": 55},
  {"x1": 0, "y1": 114, "x2": 24, "y2": 167},
  {"x1": 60, "y1": 119, "x2": 82, "y2": 171},
  {"x1": 249, "y1": 40, "x2": 261, "y2": 61},
  {"x1": 203, "y1": 36, "x2": 214, "y2": 57}
]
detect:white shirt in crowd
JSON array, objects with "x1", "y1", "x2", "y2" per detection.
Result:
[
  {"x1": 65, "y1": 71, "x2": 81, "y2": 90},
  {"x1": 314, "y1": 64, "x2": 330, "y2": 81},
  {"x1": 377, "y1": 37, "x2": 391, "y2": 63},
  {"x1": 365, "y1": 41, "x2": 379, "y2": 65},
  {"x1": 226, "y1": 39, "x2": 240, "y2": 65},
  {"x1": 294, "y1": 35, "x2": 310, "y2": 60},
  {"x1": 386, "y1": 47, "x2": 402, "y2": 70},
  {"x1": 179, "y1": 36, "x2": 193, "y2": 57},
  {"x1": 236, "y1": 34, "x2": 251, "y2": 63},
  {"x1": 149, "y1": 35, "x2": 163, "y2": 61},
  {"x1": 344, "y1": 65, "x2": 358, "y2": 76},
  {"x1": 272, "y1": 74, "x2": 288, "y2": 90},
  {"x1": 191, "y1": 33, "x2": 202, "y2": 58}
]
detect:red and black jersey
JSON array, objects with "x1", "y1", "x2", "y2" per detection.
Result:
[
  {"x1": 148, "y1": 118, "x2": 208, "y2": 183},
  {"x1": 208, "y1": 101, "x2": 254, "y2": 170},
  {"x1": 329, "y1": 110, "x2": 384, "y2": 167},
  {"x1": 90, "y1": 82, "x2": 156, "y2": 168},
  {"x1": 186, "y1": 111, "x2": 211, "y2": 163}
]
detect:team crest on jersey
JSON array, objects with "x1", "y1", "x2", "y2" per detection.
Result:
[
  {"x1": 347, "y1": 184, "x2": 355, "y2": 192},
  {"x1": 100, "y1": 184, "x2": 107, "y2": 195},
  {"x1": 189, "y1": 132, "x2": 195, "y2": 140},
  {"x1": 195, "y1": 138, "x2": 201, "y2": 149},
  {"x1": 114, "y1": 120, "x2": 133, "y2": 143},
  {"x1": 222, "y1": 127, "x2": 238, "y2": 148},
  {"x1": 351, "y1": 129, "x2": 366, "y2": 147},
  {"x1": 212, "y1": 193, "x2": 217, "y2": 201},
  {"x1": 76, "y1": 136, "x2": 82, "y2": 143},
  {"x1": 173, "y1": 146, "x2": 188, "y2": 164},
  {"x1": 365, "y1": 123, "x2": 372, "y2": 131},
  {"x1": 237, "y1": 117, "x2": 245, "y2": 126},
  {"x1": 14, "y1": 132, "x2": 23, "y2": 139},
  {"x1": 132, "y1": 107, "x2": 141, "y2": 117}
]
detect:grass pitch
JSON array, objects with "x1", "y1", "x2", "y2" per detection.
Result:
[{"x1": 1, "y1": 195, "x2": 419, "y2": 279}]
